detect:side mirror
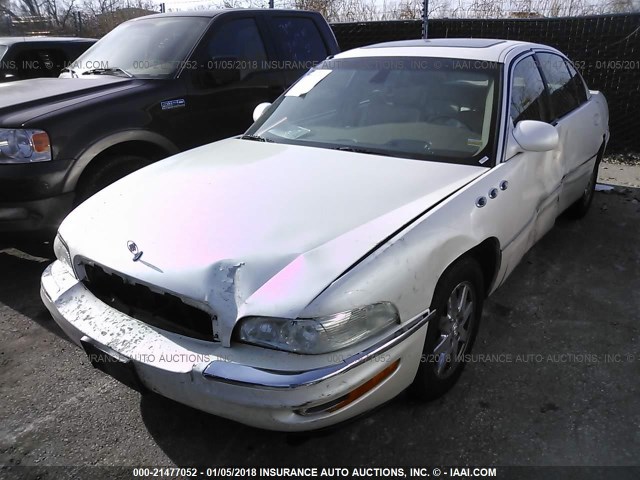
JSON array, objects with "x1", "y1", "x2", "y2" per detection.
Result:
[
  {"x1": 253, "y1": 102, "x2": 272, "y2": 122},
  {"x1": 512, "y1": 120, "x2": 559, "y2": 152}
]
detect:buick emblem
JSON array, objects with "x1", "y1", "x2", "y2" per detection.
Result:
[{"x1": 126, "y1": 240, "x2": 143, "y2": 262}]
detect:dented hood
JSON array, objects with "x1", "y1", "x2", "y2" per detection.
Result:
[{"x1": 61, "y1": 138, "x2": 486, "y2": 344}]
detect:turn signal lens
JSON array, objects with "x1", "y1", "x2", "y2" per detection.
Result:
[{"x1": 32, "y1": 132, "x2": 51, "y2": 153}]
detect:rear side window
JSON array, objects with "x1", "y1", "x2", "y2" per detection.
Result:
[
  {"x1": 510, "y1": 55, "x2": 548, "y2": 124},
  {"x1": 13, "y1": 47, "x2": 68, "y2": 79},
  {"x1": 536, "y1": 52, "x2": 581, "y2": 120},
  {"x1": 565, "y1": 60, "x2": 588, "y2": 106},
  {"x1": 270, "y1": 17, "x2": 327, "y2": 65}
]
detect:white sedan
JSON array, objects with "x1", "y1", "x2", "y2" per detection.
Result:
[{"x1": 41, "y1": 38, "x2": 609, "y2": 431}]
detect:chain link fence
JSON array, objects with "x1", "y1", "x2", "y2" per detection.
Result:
[{"x1": 332, "y1": 13, "x2": 640, "y2": 152}]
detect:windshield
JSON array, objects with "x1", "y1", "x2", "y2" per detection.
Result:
[
  {"x1": 247, "y1": 57, "x2": 502, "y2": 165},
  {"x1": 69, "y1": 17, "x2": 210, "y2": 78}
]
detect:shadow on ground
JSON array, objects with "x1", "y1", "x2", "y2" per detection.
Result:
[{"x1": 0, "y1": 249, "x2": 65, "y2": 338}]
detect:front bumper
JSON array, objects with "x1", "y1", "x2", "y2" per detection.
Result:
[
  {"x1": 0, "y1": 160, "x2": 75, "y2": 236},
  {"x1": 0, "y1": 192, "x2": 74, "y2": 236},
  {"x1": 41, "y1": 261, "x2": 432, "y2": 431}
]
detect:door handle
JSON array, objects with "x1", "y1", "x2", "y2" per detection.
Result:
[{"x1": 593, "y1": 113, "x2": 601, "y2": 126}]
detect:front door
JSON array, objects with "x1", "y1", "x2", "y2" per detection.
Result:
[
  {"x1": 184, "y1": 14, "x2": 286, "y2": 148},
  {"x1": 495, "y1": 53, "x2": 563, "y2": 282}
]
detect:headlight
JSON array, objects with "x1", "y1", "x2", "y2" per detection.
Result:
[
  {"x1": 237, "y1": 302, "x2": 400, "y2": 354},
  {"x1": 0, "y1": 128, "x2": 51, "y2": 163},
  {"x1": 53, "y1": 233, "x2": 73, "y2": 273}
]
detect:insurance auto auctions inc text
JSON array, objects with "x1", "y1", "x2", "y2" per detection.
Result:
[{"x1": 256, "y1": 467, "x2": 497, "y2": 477}]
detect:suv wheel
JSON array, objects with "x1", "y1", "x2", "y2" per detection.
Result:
[{"x1": 76, "y1": 155, "x2": 150, "y2": 204}]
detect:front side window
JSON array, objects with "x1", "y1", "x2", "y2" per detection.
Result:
[
  {"x1": 247, "y1": 57, "x2": 501, "y2": 166},
  {"x1": 206, "y1": 18, "x2": 268, "y2": 80},
  {"x1": 510, "y1": 55, "x2": 548, "y2": 124},
  {"x1": 565, "y1": 60, "x2": 588, "y2": 106},
  {"x1": 536, "y1": 52, "x2": 581, "y2": 120},
  {"x1": 71, "y1": 17, "x2": 210, "y2": 78}
]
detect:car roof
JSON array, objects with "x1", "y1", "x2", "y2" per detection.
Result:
[
  {"x1": 132, "y1": 8, "x2": 318, "y2": 20},
  {"x1": 335, "y1": 38, "x2": 557, "y2": 63},
  {"x1": 0, "y1": 37, "x2": 96, "y2": 46}
]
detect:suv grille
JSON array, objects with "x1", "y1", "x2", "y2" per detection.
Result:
[{"x1": 82, "y1": 263, "x2": 214, "y2": 341}]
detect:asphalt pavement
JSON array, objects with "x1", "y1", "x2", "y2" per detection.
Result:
[{"x1": 1, "y1": 178, "x2": 639, "y2": 475}]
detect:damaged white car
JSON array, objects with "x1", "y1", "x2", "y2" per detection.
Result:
[{"x1": 41, "y1": 39, "x2": 609, "y2": 431}]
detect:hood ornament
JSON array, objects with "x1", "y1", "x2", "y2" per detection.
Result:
[{"x1": 127, "y1": 240, "x2": 143, "y2": 262}]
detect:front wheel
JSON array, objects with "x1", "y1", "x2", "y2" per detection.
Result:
[{"x1": 410, "y1": 257, "x2": 484, "y2": 401}]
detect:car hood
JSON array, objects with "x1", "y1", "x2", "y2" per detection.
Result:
[
  {"x1": 61, "y1": 138, "x2": 486, "y2": 344},
  {"x1": 0, "y1": 77, "x2": 136, "y2": 125}
]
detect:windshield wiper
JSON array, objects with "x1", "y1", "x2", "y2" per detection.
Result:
[
  {"x1": 240, "y1": 134, "x2": 274, "y2": 143},
  {"x1": 82, "y1": 67, "x2": 133, "y2": 78},
  {"x1": 333, "y1": 145, "x2": 393, "y2": 157}
]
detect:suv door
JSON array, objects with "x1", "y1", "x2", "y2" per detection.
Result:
[
  {"x1": 184, "y1": 13, "x2": 286, "y2": 146},
  {"x1": 535, "y1": 51, "x2": 602, "y2": 212}
]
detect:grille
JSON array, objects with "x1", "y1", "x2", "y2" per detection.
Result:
[{"x1": 82, "y1": 263, "x2": 214, "y2": 342}]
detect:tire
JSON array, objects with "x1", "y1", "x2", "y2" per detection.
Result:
[
  {"x1": 76, "y1": 155, "x2": 151, "y2": 204},
  {"x1": 565, "y1": 148, "x2": 603, "y2": 219},
  {"x1": 409, "y1": 257, "x2": 484, "y2": 401}
]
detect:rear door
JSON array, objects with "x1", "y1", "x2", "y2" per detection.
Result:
[{"x1": 535, "y1": 51, "x2": 603, "y2": 211}]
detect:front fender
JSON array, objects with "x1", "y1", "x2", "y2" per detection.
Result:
[
  {"x1": 298, "y1": 220, "x2": 480, "y2": 323},
  {"x1": 299, "y1": 167, "x2": 509, "y2": 323},
  {"x1": 61, "y1": 130, "x2": 179, "y2": 192}
]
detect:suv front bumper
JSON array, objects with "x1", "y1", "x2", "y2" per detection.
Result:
[
  {"x1": 0, "y1": 160, "x2": 75, "y2": 236},
  {"x1": 40, "y1": 260, "x2": 432, "y2": 431}
]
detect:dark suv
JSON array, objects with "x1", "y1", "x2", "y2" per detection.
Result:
[
  {"x1": 0, "y1": 37, "x2": 95, "y2": 82},
  {"x1": 0, "y1": 10, "x2": 339, "y2": 239}
]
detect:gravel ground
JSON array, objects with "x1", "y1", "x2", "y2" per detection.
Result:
[
  {"x1": 603, "y1": 152, "x2": 640, "y2": 166},
  {"x1": 1, "y1": 165, "x2": 639, "y2": 477},
  {"x1": 599, "y1": 161, "x2": 640, "y2": 189}
]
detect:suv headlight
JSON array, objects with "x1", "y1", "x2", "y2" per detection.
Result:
[
  {"x1": 0, "y1": 129, "x2": 51, "y2": 163},
  {"x1": 237, "y1": 302, "x2": 400, "y2": 354}
]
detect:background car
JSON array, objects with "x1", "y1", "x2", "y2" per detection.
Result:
[
  {"x1": 0, "y1": 10, "x2": 338, "y2": 241},
  {"x1": 41, "y1": 38, "x2": 608, "y2": 431},
  {"x1": 0, "y1": 37, "x2": 95, "y2": 82}
]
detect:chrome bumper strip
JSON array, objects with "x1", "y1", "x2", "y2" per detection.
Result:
[{"x1": 202, "y1": 309, "x2": 435, "y2": 390}]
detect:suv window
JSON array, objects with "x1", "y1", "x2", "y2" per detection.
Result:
[
  {"x1": 536, "y1": 52, "x2": 581, "y2": 120},
  {"x1": 270, "y1": 17, "x2": 327, "y2": 65},
  {"x1": 207, "y1": 18, "x2": 268, "y2": 79},
  {"x1": 510, "y1": 55, "x2": 548, "y2": 124}
]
